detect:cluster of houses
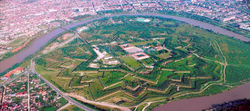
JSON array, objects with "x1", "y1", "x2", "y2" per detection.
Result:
[
  {"x1": 1, "y1": 0, "x2": 250, "y2": 56},
  {"x1": 29, "y1": 74, "x2": 63, "y2": 110},
  {"x1": 2, "y1": 76, "x2": 28, "y2": 110},
  {"x1": 0, "y1": 67, "x2": 24, "y2": 81},
  {"x1": 0, "y1": 74, "x2": 64, "y2": 110}
]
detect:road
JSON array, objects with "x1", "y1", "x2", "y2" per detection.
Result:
[
  {"x1": 0, "y1": 61, "x2": 94, "y2": 111},
  {"x1": 60, "y1": 27, "x2": 89, "y2": 44},
  {"x1": 0, "y1": 86, "x2": 5, "y2": 111},
  {"x1": 0, "y1": 26, "x2": 109, "y2": 111},
  {"x1": 30, "y1": 59, "x2": 94, "y2": 111},
  {"x1": 0, "y1": 27, "x2": 93, "y2": 111},
  {"x1": 0, "y1": 71, "x2": 28, "y2": 110},
  {"x1": 27, "y1": 71, "x2": 30, "y2": 111},
  {"x1": 56, "y1": 102, "x2": 71, "y2": 111},
  {"x1": 0, "y1": 71, "x2": 27, "y2": 86}
]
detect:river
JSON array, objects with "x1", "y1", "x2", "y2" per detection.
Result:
[
  {"x1": 154, "y1": 82, "x2": 250, "y2": 111},
  {"x1": 0, "y1": 13, "x2": 250, "y2": 111}
]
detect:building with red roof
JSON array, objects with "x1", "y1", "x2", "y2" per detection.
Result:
[
  {"x1": 131, "y1": 52, "x2": 150, "y2": 60},
  {"x1": 155, "y1": 45, "x2": 164, "y2": 51},
  {"x1": 4, "y1": 67, "x2": 24, "y2": 78},
  {"x1": 119, "y1": 43, "x2": 144, "y2": 54}
]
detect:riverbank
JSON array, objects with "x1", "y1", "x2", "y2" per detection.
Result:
[
  {"x1": 1, "y1": 12, "x2": 250, "y2": 73},
  {"x1": 0, "y1": 28, "x2": 59, "y2": 63},
  {"x1": 154, "y1": 81, "x2": 250, "y2": 111},
  {"x1": 0, "y1": 13, "x2": 250, "y2": 111}
]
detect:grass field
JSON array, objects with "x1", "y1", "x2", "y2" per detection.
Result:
[
  {"x1": 62, "y1": 105, "x2": 84, "y2": 111},
  {"x1": 157, "y1": 52, "x2": 171, "y2": 59},
  {"x1": 120, "y1": 56, "x2": 143, "y2": 70},
  {"x1": 8, "y1": 36, "x2": 28, "y2": 47},
  {"x1": 100, "y1": 71, "x2": 127, "y2": 86},
  {"x1": 43, "y1": 107, "x2": 57, "y2": 111},
  {"x1": 226, "y1": 66, "x2": 250, "y2": 84}
]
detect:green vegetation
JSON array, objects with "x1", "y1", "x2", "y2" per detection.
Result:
[
  {"x1": 100, "y1": 71, "x2": 127, "y2": 86},
  {"x1": 62, "y1": 105, "x2": 84, "y2": 111},
  {"x1": 120, "y1": 56, "x2": 143, "y2": 70},
  {"x1": 8, "y1": 36, "x2": 28, "y2": 47},
  {"x1": 33, "y1": 15, "x2": 250, "y2": 110},
  {"x1": 226, "y1": 66, "x2": 250, "y2": 84},
  {"x1": 42, "y1": 107, "x2": 57, "y2": 111}
]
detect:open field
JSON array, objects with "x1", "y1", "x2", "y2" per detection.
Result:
[
  {"x1": 120, "y1": 56, "x2": 143, "y2": 70},
  {"x1": 8, "y1": 36, "x2": 29, "y2": 47}
]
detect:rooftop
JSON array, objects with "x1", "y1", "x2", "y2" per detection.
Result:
[
  {"x1": 131, "y1": 52, "x2": 150, "y2": 60},
  {"x1": 119, "y1": 43, "x2": 144, "y2": 54}
]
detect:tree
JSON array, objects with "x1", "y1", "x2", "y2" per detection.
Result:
[
  {"x1": 243, "y1": 0, "x2": 250, "y2": 9},
  {"x1": 35, "y1": 58, "x2": 47, "y2": 67}
]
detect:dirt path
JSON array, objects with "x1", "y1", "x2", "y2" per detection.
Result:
[
  {"x1": 192, "y1": 40, "x2": 228, "y2": 84},
  {"x1": 103, "y1": 81, "x2": 123, "y2": 90},
  {"x1": 57, "y1": 102, "x2": 71, "y2": 111},
  {"x1": 214, "y1": 41, "x2": 228, "y2": 83},
  {"x1": 43, "y1": 35, "x2": 77, "y2": 54},
  {"x1": 95, "y1": 91, "x2": 121, "y2": 101},
  {"x1": 193, "y1": 53, "x2": 224, "y2": 65},
  {"x1": 142, "y1": 102, "x2": 152, "y2": 111},
  {"x1": 66, "y1": 93, "x2": 131, "y2": 111},
  {"x1": 171, "y1": 41, "x2": 229, "y2": 97}
]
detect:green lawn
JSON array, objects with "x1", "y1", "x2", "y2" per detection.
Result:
[
  {"x1": 163, "y1": 21, "x2": 176, "y2": 25},
  {"x1": 123, "y1": 75, "x2": 136, "y2": 82},
  {"x1": 157, "y1": 52, "x2": 171, "y2": 59},
  {"x1": 8, "y1": 36, "x2": 28, "y2": 47},
  {"x1": 36, "y1": 64, "x2": 71, "y2": 91},
  {"x1": 120, "y1": 56, "x2": 143, "y2": 70},
  {"x1": 226, "y1": 65, "x2": 250, "y2": 84},
  {"x1": 100, "y1": 71, "x2": 127, "y2": 86},
  {"x1": 42, "y1": 107, "x2": 57, "y2": 111},
  {"x1": 62, "y1": 105, "x2": 84, "y2": 111}
]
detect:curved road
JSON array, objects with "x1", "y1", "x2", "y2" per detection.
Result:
[
  {"x1": 30, "y1": 60, "x2": 94, "y2": 111},
  {"x1": 0, "y1": 62, "x2": 94, "y2": 111}
]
